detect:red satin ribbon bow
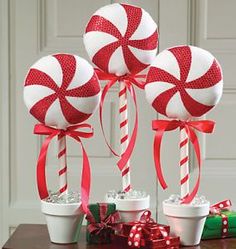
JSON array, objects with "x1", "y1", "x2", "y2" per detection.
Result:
[
  {"x1": 152, "y1": 119, "x2": 215, "y2": 204},
  {"x1": 34, "y1": 123, "x2": 93, "y2": 214},
  {"x1": 128, "y1": 210, "x2": 169, "y2": 248},
  {"x1": 86, "y1": 203, "x2": 120, "y2": 236},
  {"x1": 210, "y1": 200, "x2": 232, "y2": 238},
  {"x1": 95, "y1": 68, "x2": 145, "y2": 172}
]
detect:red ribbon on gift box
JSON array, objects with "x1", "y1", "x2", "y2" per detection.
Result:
[
  {"x1": 86, "y1": 203, "x2": 121, "y2": 239},
  {"x1": 210, "y1": 200, "x2": 232, "y2": 238},
  {"x1": 152, "y1": 119, "x2": 215, "y2": 204},
  {"x1": 34, "y1": 123, "x2": 93, "y2": 214},
  {"x1": 127, "y1": 210, "x2": 171, "y2": 248},
  {"x1": 95, "y1": 69, "x2": 145, "y2": 173}
]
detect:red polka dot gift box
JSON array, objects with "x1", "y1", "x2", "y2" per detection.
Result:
[
  {"x1": 202, "y1": 200, "x2": 236, "y2": 240},
  {"x1": 112, "y1": 210, "x2": 180, "y2": 248}
]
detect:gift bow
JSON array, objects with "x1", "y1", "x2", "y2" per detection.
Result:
[
  {"x1": 34, "y1": 123, "x2": 93, "y2": 214},
  {"x1": 128, "y1": 210, "x2": 169, "y2": 248},
  {"x1": 210, "y1": 200, "x2": 232, "y2": 215},
  {"x1": 152, "y1": 119, "x2": 215, "y2": 204},
  {"x1": 95, "y1": 68, "x2": 145, "y2": 173},
  {"x1": 86, "y1": 203, "x2": 121, "y2": 235}
]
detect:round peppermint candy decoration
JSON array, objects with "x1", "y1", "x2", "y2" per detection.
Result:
[
  {"x1": 145, "y1": 45, "x2": 223, "y2": 120},
  {"x1": 84, "y1": 3, "x2": 158, "y2": 76},
  {"x1": 24, "y1": 54, "x2": 101, "y2": 128}
]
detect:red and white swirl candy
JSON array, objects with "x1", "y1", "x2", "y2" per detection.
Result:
[
  {"x1": 84, "y1": 3, "x2": 158, "y2": 76},
  {"x1": 24, "y1": 54, "x2": 101, "y2": 128},
  {"x1": 145, "y1": 45, "x2": 223, "y2": 120}
]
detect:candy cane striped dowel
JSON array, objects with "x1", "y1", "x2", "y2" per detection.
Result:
[
  {"x1": 180, "y1": 127, "x2": 189, "y2": 200},
  {"x1": 119, "y1": 81, "x2": 131, "y2": 192},
  {"x1": 58, "y1": 134, "x2": 68, "y2": 195}
]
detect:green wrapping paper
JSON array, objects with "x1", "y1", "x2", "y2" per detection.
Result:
[
  {"x1": 86, "y1": 203, "x2": 118, "y2": 244},
  {"x1": 202, "y1": 211, "x2": 236, "y2": 240}
]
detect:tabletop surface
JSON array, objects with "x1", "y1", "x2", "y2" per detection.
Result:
[{"x1": 2, "y1": 224, "x2": 236, "y2": 249}]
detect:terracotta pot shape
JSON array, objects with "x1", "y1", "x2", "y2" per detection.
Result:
[
  {"x1": 41, "y1": 200, "x2": 84, "y2": 244},
  {"x1": 163, "y1": 200, "x2": 210, "y2": 246}
]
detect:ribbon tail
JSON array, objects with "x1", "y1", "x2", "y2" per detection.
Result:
[
  {"x1": 99, "y1": 78, "x2": 119, "y2": 157},
  {"x1": 69, "y1": 133, "x2": 91, "y2": 214},
  {"x1": 181, "y1": 127, "x2": 201, "y2": 204},
  {"x1": 80, "y1": 144, "x2": 91, "y2": 214},
  {"x1": 153, "y1": 129, "x2": 168, "y2": 189},
  {"x1": 37, "y1": 133, "x2": 57, "y2": 199},
  {"x1": 117, "y1": 84, "x2": 138, "y2": 171}
]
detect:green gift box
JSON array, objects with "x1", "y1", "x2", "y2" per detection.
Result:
[
  {"x1": 202, "y1": 211, "x2": 236, "y2": 240},
  {"x1": 86, "y1": 203, "x2": 119, "y2": 244}
]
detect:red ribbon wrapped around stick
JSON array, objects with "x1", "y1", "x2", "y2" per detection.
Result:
[
  {"x1": 210, "y1": 200, "x2": 232, "y2": 238},
  {"x1": 86, "y1": 203, "x2": 121, "y2": 236},
  {"x1": 34, "y1": 123, "x2": 93, "y2": 214},
  {"x1": 95, "y1": 69, "x2": 145, "y2": 172},
  {"x1": 152, "y1": 119, "x2": 215, "y2": 204}
]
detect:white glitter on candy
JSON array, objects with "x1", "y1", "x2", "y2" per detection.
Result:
[
  {"x1": 150, "y1": 49, "x2": 180, "y2": 80},
  {"x1": 130, "y1": 233, "x2": 134, "y2": 238},
  {"x1": 31, "y1": 55, "x2": 63, "y2": 87},
  {"x1": 84, "y1": 3, "x2": 158, "y2": 76},
  {"x1": 186, "y1": 46, "x2": 214, "y2": 82},
  {"x1": 223, "y1": 220, "x2": 228, "y2": 225},
  {"x1": 128, "y1": 241, "x2": 132, "y2": 246},
  {"x1": 145, "y1": 45, "x2": 223, "y2": 120},
  {"x1": 93, "y1": 3, "x2": 128, "y2": 37},
  {"x1": 24, "y1": 54, "x2": 101, "y2": 128},
  {"x1": 186, "y1": 81, "x2": 223, "y2": 106}
]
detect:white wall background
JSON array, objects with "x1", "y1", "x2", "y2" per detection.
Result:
[{"x1": 1, "y1": 0, "x2": 236, "y2": 246}]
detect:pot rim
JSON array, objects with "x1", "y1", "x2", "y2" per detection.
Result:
[
  {"x1": 163, "y1": 200, "x2": 210, "y2": 218},
  {"x1": 41, "y1": 200, "x2": 82, "y2": 216},
  {"x1": 105, "y1": 194, "x2": 150, "y2": 211}
]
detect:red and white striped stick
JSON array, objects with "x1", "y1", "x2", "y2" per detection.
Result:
[
  {"x1": 58, "y1": 134, "x2": 68, "y2": 195},
  {"x1": 119, "y1": 81, "x2": 131, "y2": 192},
  {"x1": 180, "y1": 127, "x2": 189, "y2": 200}
]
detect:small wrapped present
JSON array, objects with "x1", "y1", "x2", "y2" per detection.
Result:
[
  {"x1": 202, "y1": 200, "x2": 236, "y2": 240},
  {"x1": 122, "y1": 222, "x2": 170, "y2": 240},
  {"x1": 113, "y1": 233, "x2": 180, "y2": 249},
  {"x1": 86, "y1": 203, "x2": 120, "y2": 244},
  {"x1": 113, "y1": 210, "x2": 180, "y2": 248}
]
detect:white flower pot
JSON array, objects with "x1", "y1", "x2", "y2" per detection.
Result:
[
  {"x1": 163, "y1": 200, "x2": 210, "y2": 246},
  {"x1": 105, "y1": 195, "x2": 150, "y2": 222},
  {"x1": 41, "y1": 200, "x2": 84, "y2": 244}
]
